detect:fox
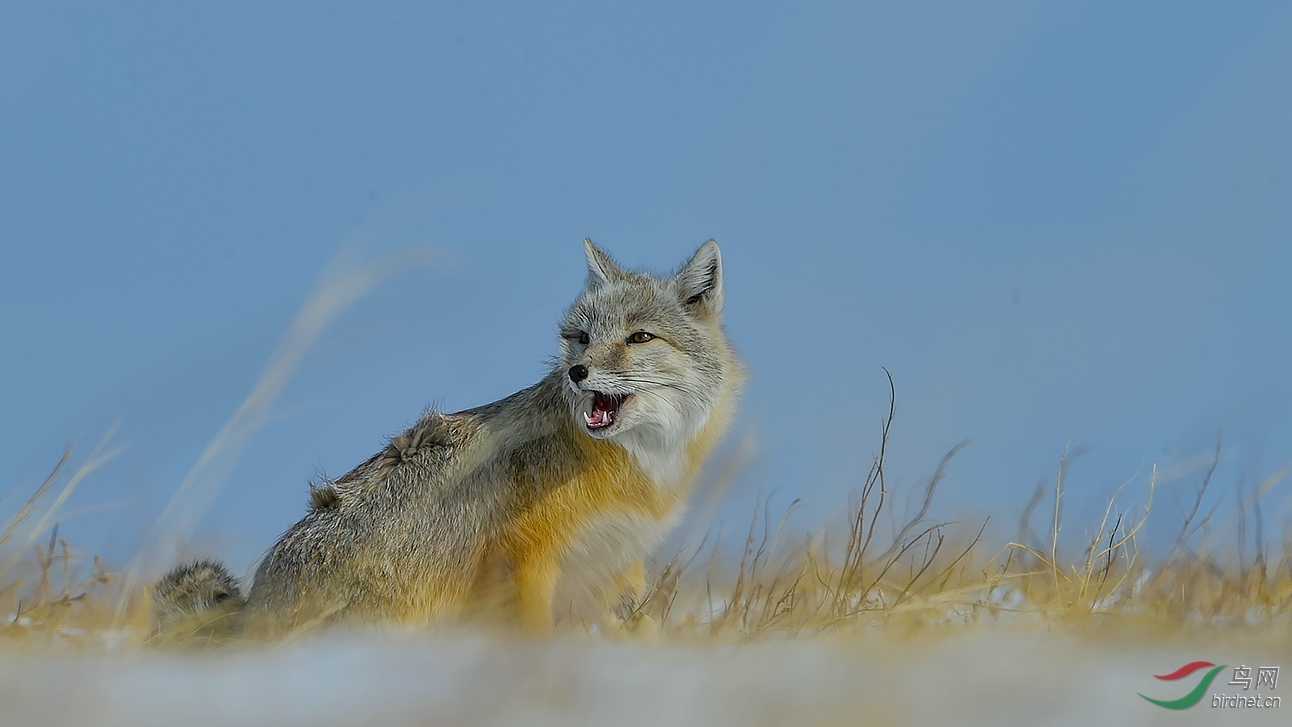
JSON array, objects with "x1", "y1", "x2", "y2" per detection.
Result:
[{"x1": 151, "y1": 239, "x2": 743, "y2": 640}]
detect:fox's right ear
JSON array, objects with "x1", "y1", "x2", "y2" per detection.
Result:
[{"x1": 583, "y1": 238, "x2": 626, "y2": 290}]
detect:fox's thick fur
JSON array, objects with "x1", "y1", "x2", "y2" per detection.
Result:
[{"x1": 151, "y1": 240, "x2": 742, "y2": 639}]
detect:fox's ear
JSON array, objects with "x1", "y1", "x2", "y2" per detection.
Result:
[
  {"x1": 675, "y1": 240, "x2": 723, "y2": 318},
  {"x1": 583, "y1": 238, "x2": 626, "y2": 290}
]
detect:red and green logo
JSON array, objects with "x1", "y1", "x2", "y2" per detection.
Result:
[{"x1": 1140, "y1": 661, "x2": 1227, "y2": 710}]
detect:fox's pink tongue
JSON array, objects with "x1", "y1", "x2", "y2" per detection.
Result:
[{"x1": 586, "y1": 393, "x2": 619, "y2": 429}]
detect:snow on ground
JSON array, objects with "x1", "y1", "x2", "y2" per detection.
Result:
[{"x1": 0, "y1": 630, "x2": 1287, "y2": 726}]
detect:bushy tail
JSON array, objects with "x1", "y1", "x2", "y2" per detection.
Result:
[{"x1": 149, "y1": 559, "x2": 246, "y2": 645}]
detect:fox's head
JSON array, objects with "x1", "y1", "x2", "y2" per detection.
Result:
[{"x1": 558, "y1": 240, "x2": 738, "y2": 473}]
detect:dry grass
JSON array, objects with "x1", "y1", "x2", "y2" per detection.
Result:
[
  {"x1": 3, "y1": 379, "x2": 1288, "y2": 653},
  {"x1": 0, "y1": 449, "x2": 125, "y2": 649},
  {"x1": 627, "y1": 382, "x2": 1292, "y2": 644}
]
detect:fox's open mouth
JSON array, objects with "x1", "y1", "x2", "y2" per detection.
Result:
[{"x1": 584, "y1": 391, "x2": 630, "y2": 430}]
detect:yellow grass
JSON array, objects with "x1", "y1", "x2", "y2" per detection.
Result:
[
  {"x1": 3, "y1": 392, "x2": 1288, "y2": 652},
  {"x1": 626, "y1": 385, "x2": 1292, "y2": 644}
]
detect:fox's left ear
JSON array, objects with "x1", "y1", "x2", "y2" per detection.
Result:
[{"x1": 674, "y1": 240, "x2": 723, "y2": 318}]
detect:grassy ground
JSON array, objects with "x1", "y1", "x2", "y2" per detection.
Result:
[{"x1": 2, "y1": 396, "x2": 1289, "y2": 725}]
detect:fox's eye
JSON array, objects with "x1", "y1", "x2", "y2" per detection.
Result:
[
  {"x1": 578, "y1": 332, "x2": 590, "y2": 345},
  {"x1": 627, "y1": 331, "x2": 656, "y2": 344}
]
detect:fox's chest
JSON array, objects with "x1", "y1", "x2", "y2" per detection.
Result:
[{"x1": 552, "y1": 506, "x2": 683, "y2": 616}]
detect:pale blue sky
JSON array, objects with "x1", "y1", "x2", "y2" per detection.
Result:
[{"x1": 2, "y1": 2, "x2": 1290, "y2": 571}]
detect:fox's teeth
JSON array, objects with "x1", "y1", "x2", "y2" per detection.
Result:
[{"x1": 583, "y1": 412, "x2": 593, "y2": 425}]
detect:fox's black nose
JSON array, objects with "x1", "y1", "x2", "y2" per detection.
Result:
[{"x1": 568, "y1": 364, "x2": 589, "y2": 383}]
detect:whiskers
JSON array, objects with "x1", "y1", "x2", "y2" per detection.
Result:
[{"x1": 613, "y1": 374, "x2": 708, "y2": 400}]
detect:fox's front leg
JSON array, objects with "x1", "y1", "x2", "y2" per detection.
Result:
[
  {"x1": 513, "y1": 554, "x2": 559, "y2": 632},
  {"x1": 604, "y1": 558, "x2": 657, "y2": 634}
]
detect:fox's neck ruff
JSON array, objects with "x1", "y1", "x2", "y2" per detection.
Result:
[{"x1": 614, "y1": 416, "x2": 706, "y2": 486}]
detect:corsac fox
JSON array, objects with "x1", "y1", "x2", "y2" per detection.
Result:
[{"x1": 152, "y1": 239, "x2": 743, "y2": 639}]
